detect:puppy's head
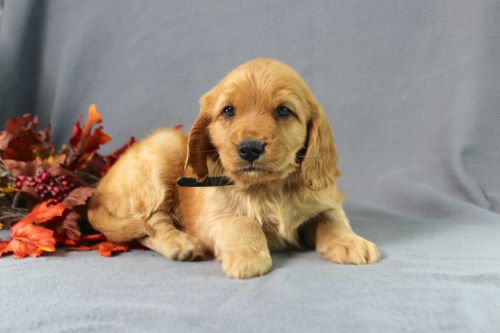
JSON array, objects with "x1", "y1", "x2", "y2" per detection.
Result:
[{"x1": 185, "y1": 58, "x2": 339, "y2": 190}]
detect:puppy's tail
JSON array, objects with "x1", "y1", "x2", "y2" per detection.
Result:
[{"x1": 87, "y1": 195, "x2": 149, "y2": 243}]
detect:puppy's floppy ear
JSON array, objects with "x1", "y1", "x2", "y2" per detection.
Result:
[
  {"x1": 300, "y1": 99, "x2": 340, "y2": 190},
  {"x1": 185, "y1": 91, "x2": 214, "y2": 180}
]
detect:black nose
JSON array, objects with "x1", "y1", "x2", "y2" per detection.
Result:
[{"x1": 237, "y1": 140, "x2": 265, "y2": 162}]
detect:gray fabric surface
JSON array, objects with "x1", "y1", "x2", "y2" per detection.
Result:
[{"x1": 1, "y1": 1, "x2": 499, "y2": 332}]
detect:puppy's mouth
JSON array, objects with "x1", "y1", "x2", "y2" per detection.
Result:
[{"x1": 235, "y1": 166, "x2": 270, "y2": 174}]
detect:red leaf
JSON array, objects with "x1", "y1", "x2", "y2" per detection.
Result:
[
  {"x1": 67, "y1": 105, "x2": 112, "y2": 170},
  {"x1": 81, "y1": 127, "x2": 111, "y2": 157},
  {"x1": 0, "y1": 114, "x2": 53, "y2": 161},
  {"x1": 69, "y1": 114, "x2": 83, "y2": 150},
  {"x1": 98, "y1": 241, "x2": 129, "y2": 257},
  {"x1": 5, "y1": 114, "x2": 39, "y2": 135},
  {"x1": 82, "y1": 104, "x2": 103, "y2": 135},
  {"x1": 0, "y1": 241, "x2": 9, "y2": 257},
  {"x1": 67, "y1": 241, "x2": 129, "y2": 257},
  {"x1": 80, "y1": 234, "x2": 106, "y2": 242},
  {"x1": 2, "y1": 131, "x2": 41, "y2": 161},
  {"x1": 4, "y1": 221, "x2": 56, "y2": 258},
  {"x1": 23, "y1": 200, "x2": 67, "y2": 225},
  {"x1": 54, "y1": 235, "x2": 77, "y2": 247}
]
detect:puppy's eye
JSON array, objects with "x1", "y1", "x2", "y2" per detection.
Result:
[
  {"x1": 222, "y1": 105, "x2": 235, "y2": 118},
  {"x1": 275, "y1": 105, "x2": 293, "y2": 118}
]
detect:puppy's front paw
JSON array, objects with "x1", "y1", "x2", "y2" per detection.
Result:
[
  {"x1": 221, "y1": 247, "x2": 272, "y2": 279},
  {"x1": 162, "y1": 232, "x2": 205, "y2": 261},
  {"x1": 317, "y1": 232, "x2": 380, "y2": 265}
]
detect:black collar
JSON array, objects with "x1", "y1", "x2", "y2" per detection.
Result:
[{"x1": 176, "y1": 177, "x2": 234, "y2": 187}]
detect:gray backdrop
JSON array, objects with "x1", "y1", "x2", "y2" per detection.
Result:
[{"x1": 1, "y1": 1, "x2": 499, "y2": 332}]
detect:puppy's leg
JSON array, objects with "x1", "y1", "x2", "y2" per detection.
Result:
[
  {"x1": 140, "y1": 211, "x2": 205, "y2": 261},
  {"x1": 303, "y1": 207, "x2": 380, "y2": 264},
  {"x1": 211, "y1": 217, "x2": 272, "y2": 279}
]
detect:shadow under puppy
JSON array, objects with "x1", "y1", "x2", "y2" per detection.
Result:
[{"x1": 88, "y1": 58, "x2": 380, "y2": 279}]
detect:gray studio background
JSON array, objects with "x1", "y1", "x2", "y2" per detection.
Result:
[{"x1": 1, "y1": 1, "x2": 499, "y2": 332}]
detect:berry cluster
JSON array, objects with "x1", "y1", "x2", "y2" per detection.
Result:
[{"x1": 13, "y1": 169, "x2": 78, "y2": 202}]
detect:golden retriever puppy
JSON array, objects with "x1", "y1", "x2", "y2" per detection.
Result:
[{"x1": 88, "y1": 58, "x2": 380, "y2": 279}]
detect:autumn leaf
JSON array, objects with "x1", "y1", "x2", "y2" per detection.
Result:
[
  {"x1": 1, "y1": 159, "x2": 37, "y2": 177},
  {"x1": 67, "y1": 241, "x2": 129, "y2": 257},
  {"x1": 4, "y1": 221, "x2": 56, "y2": 258},
  {"x1": 62, "y1": 187, "x2": 96, "y2": 208},
  {"x1": 24, "y1": 200, "x2": 67, "y2": 225},
  {"x1": 5, "y1": 114, "x2": 39, "y2": 134},
  {"x1": 2, "y1": 131, "x2": 41, "y2": 161},
  {"x1": 0, "y1": 240, "x2": 9, "y2": 256},
  {"x1": 0, "y1": 105, "x2": 138, "y2": 260},
  {"x1": 0, "y1": 114, "x2": 53, "y2": 161},
  {"x1": 24, "y1": 199, "x2": 85, "y2": 241},
  {"x1": 98, "y1": 242, "x2": 129, "y2": 257},
  {"x1": 67, "y1": 105, "x2": 112, "y2": 171},
  {"x1": 0, "y1": 132, "x2": 13, "y2": 151},
  {"x1": 53, "y1": 210, "x2": 81, "y2": 241},
  {"x1": 82, "y1": 104, "x2": 103, "y2": 137}
]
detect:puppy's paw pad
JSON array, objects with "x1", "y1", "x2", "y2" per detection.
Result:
[
  {"x1": 221, "y1": 247, "x2": 272, "y2": 279},
  {"x1": 318, "y1": 233, "x2": 380, "y2": 265}
]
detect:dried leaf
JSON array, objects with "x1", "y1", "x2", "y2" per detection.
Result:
[
  {"x1": 69, "y1": 114, "x2": 83, "y2": 150},
  {"x1": 4, "y1": 221, "x2": 56, "y2": 258},
  {"x1": 62, "y1": 187, "x2": 96, "y2": 208},
  {"x1": 0, "y1": 132, "x2": 13, "y2": 150},
  {"x1": 80, "y1": 234, "x2": 106, "y2": 242},
  {"x1": 67, "y1": 241, "x2": 129, "y2": 257},
  {"x1": 2, "y1": 131, "x2": 41, "y2": 161},
  {"x1": 0, "y1": 240, "x2": 9, "y2": 256},
  {"x1": 82, "y1": 104, "x2": 103, "y2": 136},
  {"x1": 1, "y1": 160, "x2": 37, "y2": 177},
  {"x1": 67, "y1": 105, "x2": 112, "y2": 171},
  {"x1": 40, "y1": 154, "x2": 66, "y2": 168},
  {"x1": 25, "y1": 200, "x2": 67, "y2": 225},
  {"x1": 5, "y1": 114, "x2": 39, "y2": 134},
  {"x1": 55, "y1": 210, "x2": 81, "y2": 241},
  {"x1": 0, "y1": 114, "x2": 53, "y2": 161},
  {"x1": 98, "y1": 241, "x2": 129, "y2": 257}
]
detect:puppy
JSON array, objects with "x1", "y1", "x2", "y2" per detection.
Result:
[{"x1": 88, "y1": 58, "x2": 380, "y2": 279}]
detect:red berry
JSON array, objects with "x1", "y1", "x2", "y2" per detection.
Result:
[{"x1": 15, "y1": 181, "x2": 23, "y2": 189}]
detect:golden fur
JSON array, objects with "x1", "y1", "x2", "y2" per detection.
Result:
[{"x1": 88, "y1": 58, "x2": 380, "y2": 279}]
